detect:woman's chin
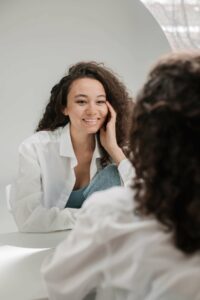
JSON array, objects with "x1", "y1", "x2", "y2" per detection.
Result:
[
  {"x1": 82, "y1": 122, "x2": 103, "y2": 134},
  {"x1": 85, "y1": 127, "x2": 99, "y2": 134}
]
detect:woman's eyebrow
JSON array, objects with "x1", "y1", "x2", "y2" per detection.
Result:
[
  {"x1": 74, "y1": 94, "x2": 106, "y2": 99},
  {"x1": 97, "y1": 95, "x2": 106, "y2": 98},
  {"x1": 74, "y1": 94, "x2": 88, "y2": 98}
]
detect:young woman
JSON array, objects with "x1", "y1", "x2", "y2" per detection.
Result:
[
  {"x1": 42, "y1": 52, "x2": 200, "y2": 300},
  {"x1": 9, "y1": 62, "x2": 134, "y2": 232}
]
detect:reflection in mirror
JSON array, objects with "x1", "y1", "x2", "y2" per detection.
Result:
[
  {"x1": 0, "y1": 0, "x2": 170, "y2": 235},
  {"x1": 0, "y1": 0, "x2": 171, "y2": 234},
  {"x1": 8, "y1": 61, "x2": 134, "y2": 233}
]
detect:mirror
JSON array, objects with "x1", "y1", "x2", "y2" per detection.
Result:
[{"x1": 0, "y1": 0, "x2": 171, "y2": 234}]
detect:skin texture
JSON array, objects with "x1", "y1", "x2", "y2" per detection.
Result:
[
  {"x1": 63, "y1": 78, "x2": 125, "y2": 165},
  {"x1": 63, "y1": 78, "x2": 108, "y2": 137}
]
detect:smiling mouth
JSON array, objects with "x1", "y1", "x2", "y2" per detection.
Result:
[{"x1": 82, "y1": 118, "x2": 100, "y2": 125}]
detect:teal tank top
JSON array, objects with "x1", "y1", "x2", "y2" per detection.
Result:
[{"x1": 65, "y1": 186, "x2": 88, "y2": 209}]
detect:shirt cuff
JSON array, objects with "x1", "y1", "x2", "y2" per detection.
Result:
[{"x1": 117, "y1": 158, "x2": 135, "y2": 186}]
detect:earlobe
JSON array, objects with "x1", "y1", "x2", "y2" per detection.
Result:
[{"x1": 63, "y1": 107, "x2": 68, "y2": 116}]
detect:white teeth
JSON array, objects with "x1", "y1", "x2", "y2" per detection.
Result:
[{"x1": 83, "y1": 118, "x2": 99, "y2": 125}]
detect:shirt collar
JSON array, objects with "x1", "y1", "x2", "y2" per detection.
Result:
[
  {"x1": 59, "y1": 123, "x2": 76, "y2": 157},
  {"x1": 93, "y1": 135, "x2": 102, "y2": 159},
  {"x1": 59, "y1": 123, "x2": 102, "y2": 159}
]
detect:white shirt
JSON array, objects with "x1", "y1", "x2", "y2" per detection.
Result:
[
  {"x1": 8, "y1": 124, "x2": 134, "y2": 232},
  {"x1": 42, "y1": 186, "x2": 200, "y2": 300}
]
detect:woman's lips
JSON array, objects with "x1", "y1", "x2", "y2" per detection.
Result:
[{"x1": 82, "y1": 118, "x2": 100, "y2": 125}]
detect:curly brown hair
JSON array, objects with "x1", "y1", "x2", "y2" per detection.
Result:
[
  {"x1": 36, "y1": 61, "x2": 132, "y2": 166},
  {"x1": 130, "y1": 52, "x2": 200, "y2": 254}
]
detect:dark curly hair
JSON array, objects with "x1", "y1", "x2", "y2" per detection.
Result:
[
  {"x1": 36, "y1": 61, "x2": 132, "y2": 166},
  {"x1": 130, "y1": 52, "x2": 200, "y2": 254}
]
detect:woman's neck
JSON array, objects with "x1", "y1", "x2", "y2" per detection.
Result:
[{"x1": 70, "y1": 126, "x2": 95, "y2": 154}]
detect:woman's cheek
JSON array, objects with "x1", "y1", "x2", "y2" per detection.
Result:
[{"x1": 102, "y1": 105, "x2": 109, "y2": 117}]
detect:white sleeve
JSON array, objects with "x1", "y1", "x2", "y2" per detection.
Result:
[
  {"x1": 117, "y1": 158, "x2": 135, "y2": 187},
  {"x1": 9, "y1": 142, "x2": 79, "y2": 233},
  {"x1": 42, "y1": 187, "x2": 134, "y2": 300}
]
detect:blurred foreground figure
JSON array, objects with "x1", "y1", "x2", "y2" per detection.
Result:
[{"x1": 42, "y1": 52, "x2": 200, "y2": 300}]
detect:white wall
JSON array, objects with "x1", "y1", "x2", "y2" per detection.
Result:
[{"x1": 0, "y1": 0, "x2": 171, "y2": 187}]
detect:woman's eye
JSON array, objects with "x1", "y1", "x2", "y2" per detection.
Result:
[
  {"x1": 76, "y1": 100, "x2": 86, "y2": 105},
  {"x1": 97, "y1": 100, "x2": 106, "y2": 105}
]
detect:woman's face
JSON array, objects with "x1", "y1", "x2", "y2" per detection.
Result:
[{"x1": 63, "y1": 78, "x2": 108, "y2": 135}]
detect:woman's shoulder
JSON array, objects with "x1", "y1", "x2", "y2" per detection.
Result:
[
  {"x1": 19, "y1": 126, "x2": 64, "y2": 148},
  {"x1": 77, "y1": 187, "x2": 138, "y2": 245}
]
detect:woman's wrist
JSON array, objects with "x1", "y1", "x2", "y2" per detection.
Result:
[{"x1": 108, "y1": 146, "x2": 126, "y2": 165}]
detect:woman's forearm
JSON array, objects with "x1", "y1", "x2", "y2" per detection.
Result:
[{"x1": 107, "y1": 146, "x2": 126, "y2": 165}]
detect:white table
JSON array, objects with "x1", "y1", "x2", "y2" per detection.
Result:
[{"x1": 0, "y1": 187, "x2": 69, "y2": 300}]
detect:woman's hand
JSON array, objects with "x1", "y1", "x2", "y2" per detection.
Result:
[{"x1": 100, "y1": 101, "x2": 126, "y2": 165}]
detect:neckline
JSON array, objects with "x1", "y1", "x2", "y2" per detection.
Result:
[{"x1": 72, "y1": 185, "x2": 88, "y2": 192}]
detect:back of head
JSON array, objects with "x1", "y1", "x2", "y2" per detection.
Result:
[{"x1": 130, "y1": 52, "x2": 200, "y2": 254}]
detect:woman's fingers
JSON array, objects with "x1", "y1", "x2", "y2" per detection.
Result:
[{"x1": 106, "y1": 101, "x2": 116, "y2": 122}]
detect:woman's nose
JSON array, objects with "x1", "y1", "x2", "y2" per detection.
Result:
[{"x1": 86, "y1": 103, "x2": 97, "y2": 115}]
